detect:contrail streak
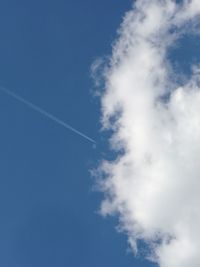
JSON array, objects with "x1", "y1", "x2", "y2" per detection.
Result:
[{"x1": 0, "y1": 86, "x2": 96, "y2": 144}]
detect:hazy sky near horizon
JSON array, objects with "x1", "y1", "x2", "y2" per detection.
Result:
[{"x1": 1, "y1": 1, "x2": 200, "y2": 267}]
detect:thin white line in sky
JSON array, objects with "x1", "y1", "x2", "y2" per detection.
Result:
[{"x1": 0, "y1": 86, "x2": 96, "y2": 144}]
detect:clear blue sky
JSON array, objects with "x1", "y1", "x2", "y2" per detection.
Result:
[{"x1": 0, "y1": 1, "x2": 198, "y2": 266}]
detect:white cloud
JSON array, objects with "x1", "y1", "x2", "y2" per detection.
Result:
[{"x1": 95, "y1": 1, "x2": 200, "y2": 266}]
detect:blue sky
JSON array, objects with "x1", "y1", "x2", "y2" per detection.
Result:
[
  {"x1": 0, "y1": 0, "x2": 155, "y2": 266},
  {"x1": 1, "y1": 1, "x2": 200, "y2": 267}
]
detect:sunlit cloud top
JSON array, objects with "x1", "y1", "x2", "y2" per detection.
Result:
[{"x1": 95, "y1": 1, "x2": 200, "y2": 266}]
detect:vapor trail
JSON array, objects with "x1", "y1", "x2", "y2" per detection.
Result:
[{"x1": 0, "y1": 86, "x2": 96, "y2": 144}]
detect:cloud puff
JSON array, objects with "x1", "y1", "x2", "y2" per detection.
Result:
[{"x1": 95, "y1": 1, "x2": 200, "y2": 266}]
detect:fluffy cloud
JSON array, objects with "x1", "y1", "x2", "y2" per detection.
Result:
[{"x1": 95, "y1": 1, "x2": 200, "y2": 266}]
